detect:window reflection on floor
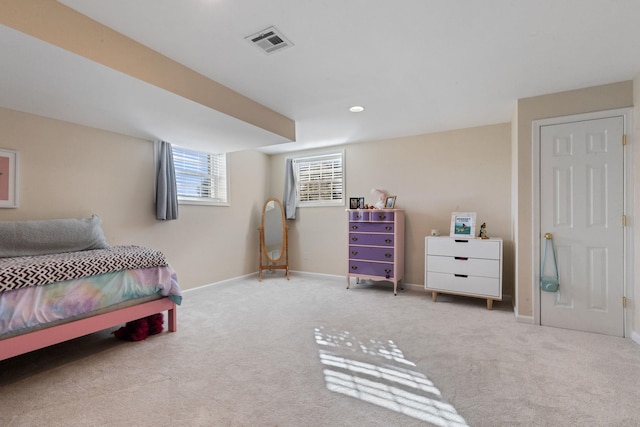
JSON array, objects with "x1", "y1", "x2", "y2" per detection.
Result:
[{"x1": 315, "y1": 327, "x2": 468, "y2": 427}]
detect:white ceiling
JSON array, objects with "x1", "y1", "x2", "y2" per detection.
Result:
[{"x1": 3, "y1": 1, "x2": 640, "y2": 154}]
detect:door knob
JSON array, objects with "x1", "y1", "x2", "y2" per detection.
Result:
[{"x1": 544, "y1": 233, "x2": 553, "y2": 239}]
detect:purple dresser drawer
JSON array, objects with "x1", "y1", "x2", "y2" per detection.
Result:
[
  {"x1": 349, "y1": 222, "x2": 394, "y2": 233},
  {"x1": 349, "y1": 233, "x2": 394, "y2": 246},
  {"x1": 349, "y1": 245, "x2": 394, "y2": 261},
  {"x1": 349, "y1": 211, "x2": 369, "y2": 221},
  {"x1": 349, "y1": 260, "x2": 394, "y2": 278},
  {"x1": 371, "y1": 211, "x2": 394, "y2": 222}
]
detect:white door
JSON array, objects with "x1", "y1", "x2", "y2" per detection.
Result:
[{"x1": 540, "y1": 116, "x2": 625, "y2": 336}]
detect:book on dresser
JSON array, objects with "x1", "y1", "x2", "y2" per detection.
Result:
[
  {"x1": 347, "y1": 209, "x2": 405, "y2": 295},
  {"x1": 424, "y1": 236, "x2": 503, "y2": 309}
]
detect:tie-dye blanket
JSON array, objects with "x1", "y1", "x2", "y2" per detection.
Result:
[{"x1": 0, "y1": 265, "x2": 182, "y2": 338}]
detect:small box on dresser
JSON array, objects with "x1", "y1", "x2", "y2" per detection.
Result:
[
  {"x1": 347, "y1": 209, "x2": 405, "y2": 295},
  {"x1": 425, "y1": 236, "x2": 502, "y2": 309}
]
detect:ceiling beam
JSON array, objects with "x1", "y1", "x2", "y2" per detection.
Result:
[{"x1": 0, "y1": 0, "x2": 295, "y2": 142}]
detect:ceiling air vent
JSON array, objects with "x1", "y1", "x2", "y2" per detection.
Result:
[{"x1": 246, "y1": 26, "x2": 293, "y2": 54}]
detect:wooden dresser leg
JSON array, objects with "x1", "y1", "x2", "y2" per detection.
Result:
[
  {"x1": 431, "y1": 291, "x2": 438, "y2": 302},
  {"x1": 487, "y1": 299, "x2": 493, "y2": 310}
]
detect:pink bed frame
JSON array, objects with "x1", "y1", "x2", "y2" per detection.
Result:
[{"x1": 0, "y1": 297, "x2": 177, "y2": 361}]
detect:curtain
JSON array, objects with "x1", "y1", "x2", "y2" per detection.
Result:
[
  {"x1": 155, "y1": 140, "x2": 179, "y2": 220},
  {"x1": 283, "y1": 158, "x2": 297, "y2": 219}
]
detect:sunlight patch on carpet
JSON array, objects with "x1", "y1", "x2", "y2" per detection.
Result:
[{"x1": 314, "y1": 327, "x2": 468, "y2": 427}]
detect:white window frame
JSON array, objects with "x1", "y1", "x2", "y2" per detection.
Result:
[
  {"x1": 172, "y1": 145, "x2": 229, "y2": 206},
  {"x1": 291, "y1": 151, "x2": 344, "y2": 207}
]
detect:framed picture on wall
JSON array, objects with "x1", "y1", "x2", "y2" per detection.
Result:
[
  {"x1": 450, "y1": 212, "x2": 476, "y2": 238},
  {"x1": 0, "y1": 149, "x2": 18, "y2": 208}
]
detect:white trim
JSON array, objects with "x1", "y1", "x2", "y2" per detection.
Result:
[
  {"x1": 289, "y1": 149, "x2": 345, "y2": 208},
  {"x1": 515, "y1": 313, "x2": 535, "y2": 325},
  {"x1": 182, "y1": 272, "x2": 258, "y2": 292},
  {"x1": 0, "y1": 148, "x2": 19, "y2": 208},
  {"x1": 631, "y1": 331, "x2": 640, "y2": 346},
  {"x1": 531, "y1": 108, "x2": 633, "y2": 337}
]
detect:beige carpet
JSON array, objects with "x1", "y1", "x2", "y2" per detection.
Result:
[{"x1": 2, "y1": 273, "x2": 640, "y2": 426}]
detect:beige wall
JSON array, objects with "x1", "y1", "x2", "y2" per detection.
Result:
[
  {"x1": 3, "y1": 79, "x2": 637, "y2": 332},
  {"x1": 269, "y1": 123, "x2": 513, "y2": 293},
  {"x1": 0, "y1": 107, "x2": 269, "y2": 290},
  {"x1": 514, "y1": 81, "x2": 634, "y2": 320}
]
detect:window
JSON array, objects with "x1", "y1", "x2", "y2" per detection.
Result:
[
  {"x1": 172, "y1": 145, "x2": 228, "y2": 205},
  {"x1": 293, "y1": 152, "x2": 344, "y2": 207}
]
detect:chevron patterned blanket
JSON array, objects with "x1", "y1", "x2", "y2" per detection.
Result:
[{"x1": 0, "y1": 245, "x2": 168, "y2": 294}]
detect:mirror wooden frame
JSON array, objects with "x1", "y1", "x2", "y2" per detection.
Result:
[{"x1": 259, "y1": 198, "x2": 289, "y2": 281}]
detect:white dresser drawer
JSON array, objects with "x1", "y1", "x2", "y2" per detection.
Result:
[
  {"x1": 426, "y1": 272, "x2": 501, "y2": 298},
  {"x1": 426, "y1": 237, "x2": 500, "y2": 259},
  {"x1": 426, "y1": 255, "x2": 500, "y2": 278}
]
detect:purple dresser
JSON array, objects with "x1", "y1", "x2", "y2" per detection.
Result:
[{"x1": 346, "y1": 209, "x2": 405, "y2": 295}]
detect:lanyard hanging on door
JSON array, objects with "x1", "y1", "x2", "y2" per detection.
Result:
[{"x1": 540, "y1": 233, "x2": 560, "y2": 292}]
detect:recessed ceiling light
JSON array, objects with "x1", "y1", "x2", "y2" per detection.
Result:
[{"x1": 349, "y1": 105, "x2": 365, "y2": 113}]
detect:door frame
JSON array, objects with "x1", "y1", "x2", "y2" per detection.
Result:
[{"x1": 531, "y1": 108, "x2": 633, "y2": 336}]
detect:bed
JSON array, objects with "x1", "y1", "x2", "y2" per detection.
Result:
[{"x1": 0, "y1": 215, "x2": 182, "y2": 361}]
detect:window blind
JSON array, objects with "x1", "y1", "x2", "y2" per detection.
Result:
[
  {"x1": 172, "y1": 145, "x2": 227, "y2": 204},
  {"x1": 294, "y1": 152, "x2": 343, "y2": 205}
]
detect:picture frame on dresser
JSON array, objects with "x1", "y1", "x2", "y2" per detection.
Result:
[
  {"x1": 450, "y1": 212, "x2": 476, "y2": 238},
  {"x1": 0, "y1": 148, "x2": 19, "y2": 208},
  {"x1": 384, "y1": 196, "x2": 396, "y2": 209},
  {"x1": 349, "y1": 197, "x2": 365, "y2": 209}
]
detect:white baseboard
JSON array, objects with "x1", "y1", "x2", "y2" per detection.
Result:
[
  {"x1": 515, "y1": 314, "x2": 535, "y2": 324},
  {"x1": 631, "y1": 331, "x2": 640, "y2": 346},
  {"x1": 514, "y1": 304, "x2": 535, "y2": 324},
  {"x1": 289, "y1": 270, "x2": 345, "y2": 280},
  {"x1": 182, "y1": 272, "x2": 258, "y2": 293}
]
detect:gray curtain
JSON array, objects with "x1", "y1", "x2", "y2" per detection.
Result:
[
  {"x1": 156, "y1": 140, "x2": 179, "y2": 220},
  {"x1": 283, "y1": 158, "x2": 297, "y2": 219}
]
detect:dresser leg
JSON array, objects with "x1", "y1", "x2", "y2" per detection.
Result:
[
  {"x1": 346, "y1": 276, "x2": 350, "y2": 289},
  {"x1": 431, "y1": 291, "x2": 438, "y2": 302},
  {"x1": 487, "y1": 299, "x2": 493, "y2": 310}
]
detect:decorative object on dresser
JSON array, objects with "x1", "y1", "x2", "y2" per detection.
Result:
[
  {"x1": 449, "y1": 212, "x2": 476, "y2": 238},
  {"x1": 349, "y1": 197, "x2": 365, "y2": 209},
  {"x1": 478, "y1": 222, "x2": 488, "y2": 239},
  {"x1": 384, "y1": 195, "x2": 397, "y2": 209},
  {"x1": 425, "y1": 236, "x2": 502, "y2": 309},
  {"x1": 347, "y1": 209, "x2": 405, "y2": 295}
]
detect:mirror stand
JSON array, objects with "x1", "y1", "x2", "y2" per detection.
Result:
[
  {"x1": 258, "y1": 198, "x2": 290, "y2": 281},
  {"x1": 258, "y1": 226, "x2": 289, "y2": 280}
]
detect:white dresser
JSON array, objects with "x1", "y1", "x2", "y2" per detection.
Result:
[{"x1": 424, "y1": 236, "x2": 502, "y2": 309}]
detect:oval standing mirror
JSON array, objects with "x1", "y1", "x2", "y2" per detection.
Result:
[{"x1": 259, "y1": 198, "x2": 289, "y2": 280}]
